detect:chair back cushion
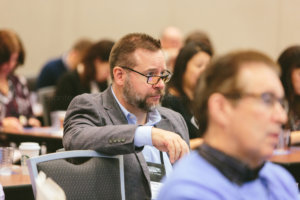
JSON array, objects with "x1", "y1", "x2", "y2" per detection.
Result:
[{"x1": 37, "y1": 157, "x2": 121, "y2": 200}]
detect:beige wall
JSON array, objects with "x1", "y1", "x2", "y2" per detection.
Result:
[{"x1": 1, "y1": 0, "x2": 300, "y2": 77}]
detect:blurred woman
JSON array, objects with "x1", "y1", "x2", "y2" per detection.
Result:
[
  {"x1": 278, "y1": 45, "x2": 300, "y2": 131},
  {"x1": 0, "y1": 29, "x2": 40, "y2": 131},
  {"x1": 162, "y1": 42, "x2": 212, "y2": 149},
  {"x1": 184, "y1": 30, "x2": 215, "y2": 56},
  {"x1": 52, "y1": 39, "x2": 114, "y2": 111}
]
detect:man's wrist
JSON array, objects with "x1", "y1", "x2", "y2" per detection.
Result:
[{"x1": 134, "y1": 126, "x2": 153, "y2": 147}]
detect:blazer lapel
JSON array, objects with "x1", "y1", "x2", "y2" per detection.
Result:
[
  {"x1": 136, "y1": 152, "x2": 151, "y2": 185},
  {"x1": 102, "y1": 86, "x2": 128, "y2": 125},
  {"x1": 155, "y1": 117, "x2": 176, "y2": 132},
  {"x1": 102, "y1": 86, "x2": 152, "y2": 186}
]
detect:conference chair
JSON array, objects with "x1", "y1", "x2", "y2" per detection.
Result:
[
  {"x1": 37, "y1": 86, "x2": 55, "y2": 126},
  {"x1": 26, "y1": 76, "x2": 37, "y2": 92},
  {"x1": 27, "y1": 150, "x2": 125, "y2": 200}
]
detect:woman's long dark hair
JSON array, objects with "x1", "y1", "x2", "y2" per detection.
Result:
[
  {"x1": 167, "y1": 41, "x2": 212, "y2": 99},
  {"x1": 278, "y1": 45, "x2": 300, "y2": 129}
]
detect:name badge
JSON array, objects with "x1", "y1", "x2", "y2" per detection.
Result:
[{"x1": 147, "y1": 162, "x2": 166, "y2": 199}]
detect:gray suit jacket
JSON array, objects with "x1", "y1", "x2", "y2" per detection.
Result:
[{"x1": 63, "y1": 87, "x2": 189, "y2": 200}]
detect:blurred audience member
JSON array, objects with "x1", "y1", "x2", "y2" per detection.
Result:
[
  {"x1": 51, "y1": 40, "x2": 114, "y2": 111},
  {"x1": 0, "y1": 29, "x2": 40, "y2": 131},
  {"x1": 162, "y1": 42, "x2": 212, "y2": 149},
  {"x1": 160, "y1": 26, "x2": 183, "y2": 71},
  {"x1": 157, "y1": 50, "x2": 299, "y2": 200},
  {"x1": 278, "y1": 45, "x2": 300, "y2": 131},
  {"x1": 185, "y1": 30, "x2": 215, "y2": 56},
  {"x1": 36, "y1": 38, "x2": 92, "y2": 90}
]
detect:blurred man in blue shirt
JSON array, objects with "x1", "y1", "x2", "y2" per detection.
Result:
[
  {"x1": 36, "y1": 38, "x2": 92, "y2": 90},
  {"x1": 157, "y1": 50, "x2": 300, "y2": 200}
]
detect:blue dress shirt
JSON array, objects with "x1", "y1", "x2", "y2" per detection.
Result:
[{"x1": 111, "y1": 87, "x2": 172, "y2": 175}]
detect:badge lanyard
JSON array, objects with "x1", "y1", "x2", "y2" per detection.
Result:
[{"x1": 147, "y1": 151, "x2": 166, "y2": 199}]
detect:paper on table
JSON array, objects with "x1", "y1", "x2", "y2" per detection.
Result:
[
  {"x1": 36, "y1": 171, "x2": 66, "y2": 200},
  {"x1": 273, "y1": 149, "x2": 290, "y2": 155},
  {"x1": 23, "y1": 127, "x2": 63, "y2": 136}
]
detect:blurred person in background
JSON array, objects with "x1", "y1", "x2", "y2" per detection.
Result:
[
  {"x1": 158, "y1": 50, "x2": 299, "y2": 200},
  {"x1": 162, "y1": 42, "x2": 212, "y2": 149},
  {"x1": 185, "y1": 30, "x2": 215, "y2": 56},
  {"x1": 278, "y1": 45, "x2": 300, "y2": 131},
  {"x1": 36, "y1": 38, "x2": 92, "y2": 90},
  {"x1": 0, "y1": 29, "x2": 40, "y2": 131},
  {"x1": 160, "y1": 26, "x2": 183, "y2": 71},
  {"x1": 51, "y1": 39, "x2": 114, "y2": 111}
]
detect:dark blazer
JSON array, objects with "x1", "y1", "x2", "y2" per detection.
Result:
[{"x1": 63, "y1": 86, "x2": 189, "y2": 200}]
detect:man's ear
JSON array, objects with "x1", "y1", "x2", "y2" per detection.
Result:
[
  {"x1": 113, "y1": 66, "x2": 126, "y2": 86},
  {"x1": 208, "y1": 93, "x2": 233, "y2": 128}
]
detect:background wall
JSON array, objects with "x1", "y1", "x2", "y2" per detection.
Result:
[{"x1": 1, "y1": 0, "x2": 300, "y2": 77}]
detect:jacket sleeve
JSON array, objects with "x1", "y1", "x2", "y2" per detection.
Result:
[{"x1": 63, "y1": 93, "x2": 140, "y2": 155}]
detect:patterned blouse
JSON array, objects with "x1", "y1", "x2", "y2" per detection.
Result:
[{"x1": 0, "y1": 75, "x2": 33, "y2": 124}]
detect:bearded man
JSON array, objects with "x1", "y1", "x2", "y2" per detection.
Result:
[{"x1": 63, "y1": 33, "x2": 190, "y2": 200}]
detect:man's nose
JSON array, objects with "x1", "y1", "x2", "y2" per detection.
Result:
[{"x1": 152, "y1": 78, "x2": 165, "y2": 89}]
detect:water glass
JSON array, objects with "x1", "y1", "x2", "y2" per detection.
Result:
[
  {"x1": 0, "y1": 147, "x2": 14, "y2": 176},
  {"x1": 276, "y1": 129, "x2": 291, "y2": 150}
]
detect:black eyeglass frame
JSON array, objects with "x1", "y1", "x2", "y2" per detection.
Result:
[
  {"x1": 223, "y1": 92, "x2": 289, "y2": 112},
  {"x1": 120, "y1": 66, "x2": 172, "y2": 85}
]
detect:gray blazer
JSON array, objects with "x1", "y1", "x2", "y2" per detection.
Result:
[{"x1": 63, "y1": 87, "x2": 189, "y2": 200}]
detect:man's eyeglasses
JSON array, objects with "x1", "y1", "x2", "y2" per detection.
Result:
[
  {"x1": 120, "y1": 66, "x2": 172, "y2": 85},
  {"x1": 224, "y1": 92, "x2": 288, "y2": 112}
]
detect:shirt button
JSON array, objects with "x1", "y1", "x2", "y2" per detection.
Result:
[{"x1": 121, "y1": 139, "x2": 125, "y2": 143}]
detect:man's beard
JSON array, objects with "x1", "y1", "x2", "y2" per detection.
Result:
[{"x1": 123, "y1": 76, "x2": 164, "y2": 112}]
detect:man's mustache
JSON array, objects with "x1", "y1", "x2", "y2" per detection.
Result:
[{"x1": 152, "y1": 89, "x2": 165, "y2": 96}]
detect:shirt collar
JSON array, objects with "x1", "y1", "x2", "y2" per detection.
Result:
[
  {"x1": 110, "y1": 86, "x2": 161, "y2": 125},
  {"x1": 198, "y1": 143, "x2": 264, "y2": 185}
]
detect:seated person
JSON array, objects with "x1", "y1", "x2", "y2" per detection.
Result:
[
  {"x1": 160, "y1": 26, "x2": 183, "y2": 71},
  {"x1": 184, "y1": 30, "x2": 215, "y2": 56},
  {"x1": 278, "y1": 46, "x2": 300, "y2": 131},
  {"x1": 63, "y1": 33, "x2": 189, "y2": 200},
  {"x1": 51, "y1": 40, "x2": 114, "y2": 111},
  {"x1": 36, "y1": 38, "x2": 92, "y2": 90},
  {"x1": 0, "y1": 29, "x2": 40, "y2": 131},
  {"x1": 162, "y1": 42, "x2": 212, "y2": 149},
  {"x1": 157, "y1": 50, "x2": 299, "y2": 199}
]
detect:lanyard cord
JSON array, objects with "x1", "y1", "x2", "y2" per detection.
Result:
[{"x1": 159, "y1": 151, "x2": 164, "y2": 165}]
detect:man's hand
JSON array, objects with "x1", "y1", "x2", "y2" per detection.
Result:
[{"x1": 151, "y1": 127, "x2": 189, "y2": 163}]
